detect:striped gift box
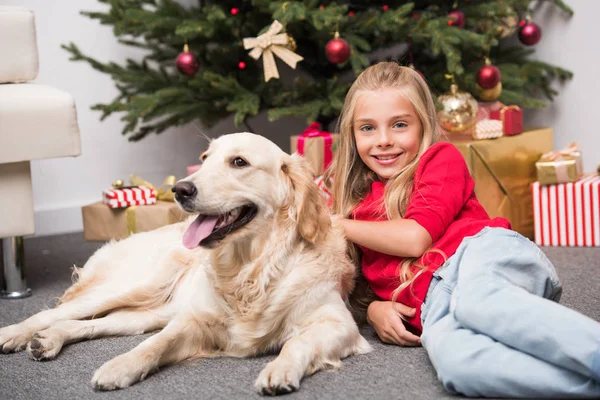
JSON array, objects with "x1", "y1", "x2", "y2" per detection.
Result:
[
  {"x1": 102, "y1": 186, "x2": 157, "y2": 209},
  {"x1": 472, "y1": 119, "x2": 503, "y2": 140},
  {"x1": 314, "y1": 175, "x2": 333, "y2": 204},
  {"x1": 532, "y1": 175, "x2": 600, "y2": 247}
]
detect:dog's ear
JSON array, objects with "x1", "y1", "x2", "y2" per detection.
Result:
[{"x1": 281, "y1": 154, "x2": 330, "y2": 244}]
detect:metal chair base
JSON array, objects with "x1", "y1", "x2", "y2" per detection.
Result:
[{"x1": 1, "y1": 236, "x2": 32, "y2": 299}]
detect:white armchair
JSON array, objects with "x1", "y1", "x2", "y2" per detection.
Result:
[{"x1": 0, "y1": 7, "x2": 81, "y2": 298}]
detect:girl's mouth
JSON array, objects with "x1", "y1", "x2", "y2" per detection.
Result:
[{"x1": 373, "y1": 153, "x2": 401, "y2": 165}]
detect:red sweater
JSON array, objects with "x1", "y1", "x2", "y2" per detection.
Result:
[{"x1": 351, "y1": 142, "x2": 511, "y2": 333}]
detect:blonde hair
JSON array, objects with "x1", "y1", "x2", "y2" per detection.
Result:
[{"x1": 325, "y1": 61, "x2": 441, "y2": 311}]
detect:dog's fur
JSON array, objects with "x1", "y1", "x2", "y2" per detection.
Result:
[{"x1": 0, "y1": 132, "x2": 370, "y2": 394}]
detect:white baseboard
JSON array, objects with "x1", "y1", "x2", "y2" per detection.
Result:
[{"x1": 34, "y1": 205, "x2": 83, "y2": 237}]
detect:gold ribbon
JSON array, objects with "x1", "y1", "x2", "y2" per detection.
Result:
[
  {"x1": 243, "y1": 20, "x2": 304, "y2": 82},
  {"x1": 537, "y1": 142, "x2": 583, "y2": 184},
  {"x1": 126, "y1": 206, "x2": 137, "y2": 236},
  {"x1": 129, "y1": 174, "x2": 177, "y2": 202}
]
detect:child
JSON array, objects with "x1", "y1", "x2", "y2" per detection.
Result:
[{"x1": 326, "y1": 61, "x2": 600, "y2": 398}]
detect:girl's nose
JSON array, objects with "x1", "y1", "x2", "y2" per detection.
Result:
[{"x1": 376, "y1": 129, "x2": 393, "y2": 147}]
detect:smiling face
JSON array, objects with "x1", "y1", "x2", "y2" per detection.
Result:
[{"x1": 353, "y1": 88, "x2": 422, "y2": 181}]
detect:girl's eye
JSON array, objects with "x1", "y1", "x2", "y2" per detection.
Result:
[
  {"x1": 360, "y1": 125, "x2": 374, "y2": 132},
  {"x1": 231, "y1": 157, "x2": 249, "y2": 168},
  {"x1": 394, "y1": 122, "x2": 407, "y2": 129}
]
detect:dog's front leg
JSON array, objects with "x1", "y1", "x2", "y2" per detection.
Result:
[
  {"x1": 0, "y1": 298, "x2": 112, "y2": 353},
  {"x1": 255, "y1": 297, "x2": 371, "y2": 395},
  {"x1": 26, "y1": 309, "x2": 171, "y2": 361},
  {"x1": 91, "y1": 312, "x2": 226, "y2": 390}
]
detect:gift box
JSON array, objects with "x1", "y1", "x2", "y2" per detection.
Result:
[
  {"x1": 535, "y1": 143, "x2": 583, "y2": 185},
  {"x1": 82, "y1": 201, "x2": 190, "y2": 241},
  {"x1": 102, "y1": 186, "x2": 157, "y2": 209},
  {"x1": 440, "y1": 101, "x2": 503, "y2": 139},
  {"x1": 472, "y1": 119, "x2": 503, "y2": 140},
  {"x1": 532, "y1": 175, "x2": 600, "y2": 247},
  {"x1": 445, "y1": 127, "x2": 553, "y2": 240},
  {"x1": 290, "y1": 122, "x2": 340, "y2": 176},
  {"x1": 489, "y1": 105, "x2": 523, "y2": 136}
]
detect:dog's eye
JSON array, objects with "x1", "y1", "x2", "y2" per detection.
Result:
[{"x1": 231, "y1": 157, "x2": 249, "y2": 168}]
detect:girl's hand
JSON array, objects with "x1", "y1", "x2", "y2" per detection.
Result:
[
  {"x1": 367, "y1": 301, "x2": 421, "y2": 347},
  {"x1": 330, "y1": 214, "x2": 343, "y2": 226}
]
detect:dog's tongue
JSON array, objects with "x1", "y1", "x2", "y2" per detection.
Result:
[{"x1": 183, "y1": 214, "x2": 219, "y2": 249}]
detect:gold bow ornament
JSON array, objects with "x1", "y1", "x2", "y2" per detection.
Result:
[
  {"x1": 243, "y1": 20, "x2": 303, "y2": 82},
  {"x1": 129, "y1": 174, "x2": 177, "y2": 202},
  {"x1": 535, "y1": 142, "x2": 583, "y2": 185}
]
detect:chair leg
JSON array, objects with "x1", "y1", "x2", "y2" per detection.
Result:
[{"x1": 1, "y1": 237, "x2": 32, "y2": 299}]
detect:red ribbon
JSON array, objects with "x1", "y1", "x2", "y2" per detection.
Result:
[{"x1": 297, "y1": 122, "x2": 333, "y2": 170}]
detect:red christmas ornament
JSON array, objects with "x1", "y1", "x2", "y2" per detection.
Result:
[
  {"x1": 519, "y1": 21, "x2": 542, "y2": 46},
  {"x1": 349, "y1": 11, "x2": 355, "y2": 17},
  {"x1": 448, "y1": 10, "x2": 465, "y2": 28},
  {"x1": 176, "y1": 44, "x2": 199, "y2": 76},
  {"x1": 382, "y1": 5, "x2": 389, "y2": 12},
  {"x1": 238, "y1": 61, "x2": 246, "y2": 69},
  {"x1": 325, "y1": 32, "x2": 351, "y2": 64},
  {"x1": 477, "y1": 59, "x2": 501, "y2": 89},
  {"x1": 230, "y1": 7, "x2": 239, "y2": 15}
]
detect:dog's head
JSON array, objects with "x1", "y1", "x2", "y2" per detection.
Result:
[{"x1": 174, "y1": 132, "x2": 330, "y2": 249}]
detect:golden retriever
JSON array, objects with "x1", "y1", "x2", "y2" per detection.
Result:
[{"x1": 0, "y1": 132, "x2": 370, "y2": 394}]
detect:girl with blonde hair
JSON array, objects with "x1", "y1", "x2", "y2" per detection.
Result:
[{"x1": 328, "y1": 61, "x2": 600, "y2": 397}]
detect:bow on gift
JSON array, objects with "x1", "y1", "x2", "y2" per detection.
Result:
[
  {"x1": 130, "y1": 174, "x2": 177, "y2": 202},
  {"x1": 243, "y1": 20, "x2": 304, "y2": 82},
  {"x1": 540, "y1": 142, "x2": 580, "y2": 162},
  {"x1": 113, "y1": 174, "x2": 177, "y2": 202},
  {"x1": 297, "y1": 122, "x2": 333, "y2": 171},
  {"x1": 538, "y1": 142, "x2": 583, "y2": 184}
]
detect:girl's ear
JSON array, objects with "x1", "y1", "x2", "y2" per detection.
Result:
[{"x1": 281, "y1": 154, "x2": 330, "y2": 244}]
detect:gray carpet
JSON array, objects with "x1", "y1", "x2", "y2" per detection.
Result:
[{"x1": 0, "y1": 233, "x2": 599, "y2": 400}]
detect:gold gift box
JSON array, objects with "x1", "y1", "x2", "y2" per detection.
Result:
[
  {"x1": 290, "y1": 133, "x2": 340, "y2": 176},
  {"x1": 535, "y1": 143, "x2": 583, "y2": 185},
  {"x1": 445, "y1": 127, "x2": 553, "y2": 240},
  {"x1": 82, "y1": 201, "x2": 190, "y2": 241}
]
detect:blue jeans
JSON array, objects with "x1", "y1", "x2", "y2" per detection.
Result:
[{"x1": 420, "y1": 227, "x2": 600, "y2": 398}]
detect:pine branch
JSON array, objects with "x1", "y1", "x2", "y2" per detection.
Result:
[{"x1": 64, "y1": 0, "x2": 574, "y2": 140}]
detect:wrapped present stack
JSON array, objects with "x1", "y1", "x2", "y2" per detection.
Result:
[
  {"x1": 531, "y1": 143, "x2": 600, "y2": 247},
  {"x1": 82, "y1": 175, "x2": 190, "y2": 241},
  {"x1": 441, "y1": 101, "x2": 524, "y2": 141},
  {"x1": 445, "y1": 127, "x2": 553, "y2": 240},
  {"x1": 290, "y1": 122, "x2": 339, "y2": 177}
]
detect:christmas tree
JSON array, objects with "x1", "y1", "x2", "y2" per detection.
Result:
[{"x1": 62, "y1": 0, "x2": 573, "y2": 141}]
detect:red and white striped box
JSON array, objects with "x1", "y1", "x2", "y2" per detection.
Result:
[
  {"x1": 532, "y1": 175, "x2": 600, "y2": 247},
  {"x1": 102, "y1": 186, "x2": 157, "y2": 209}
]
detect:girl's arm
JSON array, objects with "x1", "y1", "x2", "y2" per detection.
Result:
[{"x1": 333, "y1": 216, "x2": 432, "y2": 258}]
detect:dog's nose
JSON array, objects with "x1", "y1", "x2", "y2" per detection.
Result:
[{"x1": 172, "y1": 181, "x2": 197, "y2": 202}]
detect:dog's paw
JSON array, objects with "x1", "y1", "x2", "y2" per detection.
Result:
[
  {"x1": 27, "y1": 331, "x2": 63, "y2": 361},
  {"x1": 0, "y1": 324, "x2": 33, "y2": 353},
  {"x1": 255, "y1": 359, "x2": 302, "y2": 396},
  {"x1": 91, "y1": 353, "x2": 152, "y2": 391}
]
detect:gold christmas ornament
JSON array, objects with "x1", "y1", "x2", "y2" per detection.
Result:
[
  {"x1": 477, "y1": 7, "x2": 519, "y2": 39},
  {"x1": 438, "y1": 84, "x2": 479, "y2": 133},
  {"x1": 243, "y1": 20, "x2": 304, "y2": 82},
  {"x1": 478, "y1": 82, "x2": 503, "y2": 101},
  {"x1": 498, "y1": 9, "x2": 519, "y2": 39},
  {"x1": 112, "y1": 179, "x2": 124, "y2": 189}
]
